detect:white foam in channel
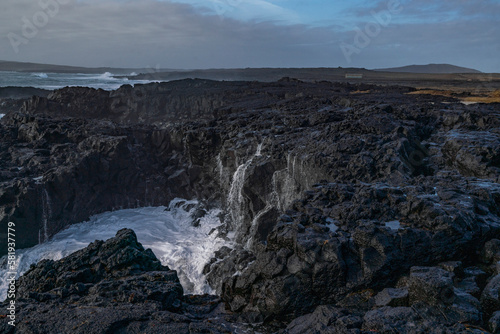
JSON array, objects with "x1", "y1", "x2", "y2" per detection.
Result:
[
  {"x1": 0, "y1": 199, "x2": 231, "y2": 301},
  {"x1": 384, "y1": 220, "x2": 401, "y2": 230},
  {"x1": 325, "y1": 217, "x2": 339, "y2": 233}
]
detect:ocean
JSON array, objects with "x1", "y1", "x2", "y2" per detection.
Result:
[{"x1": 0, "y1": 71, "x2": 156, "y2": 91}]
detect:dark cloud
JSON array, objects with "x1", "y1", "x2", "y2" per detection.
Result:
[
  {"x1": 0, "y1": 0, "x2": 345, "y2": 68},
  {"x1": 0, "y1": 0, "x2": 498, "y2": 72}
]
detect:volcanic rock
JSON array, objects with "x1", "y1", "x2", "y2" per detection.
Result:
[{"x1": 1, "y1": 79, "x2": 499, "y2": 332}]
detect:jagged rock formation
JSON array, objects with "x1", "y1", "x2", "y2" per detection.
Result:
[
  {"x1": 0, "y1": 229, "x2": 240, "y2": 333},
  {"x1": 1, "y1": 79, "x2": 500, "y2": 332}
]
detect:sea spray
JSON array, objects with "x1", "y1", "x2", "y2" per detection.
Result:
[
  {"x1": 226, "y1": 143, "x2": 263, "y2": 228},
  {"x1": 244, "y1": 172, "x2": 280, "y2": 249},
  {"x1": 216, "y1": 152, "x2": 224, "y2": 184},
  {"x1": 224, "y1": 144, "x2": 308, "y2": 248},
  {"x1": 0, "y1": 199, "x2": 231, "y2": 300},
  {"x1": 39, "y1": 187, "x2": 52, "y2": 243}
]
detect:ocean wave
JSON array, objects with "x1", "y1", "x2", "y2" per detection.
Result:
[
  {"x1": 32, "y1": 73, "x2": 48, "y2": 79},
  {"x1": 97, "y1": 72, "x2": 124, "y2": 81},
  {"x1": 76, "y1": 72, "x2": 120, "y2": 81}
]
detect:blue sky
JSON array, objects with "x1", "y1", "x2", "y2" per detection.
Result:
[
  {"x1": 0, "y1": 0, "x2": 499, "y2": 72},
  {"x1": 166, "y1": 0, "x2": 499, "y2": 26},
  {"x1": 166, "y1": 0, "x2": 365, "y2": 26}
]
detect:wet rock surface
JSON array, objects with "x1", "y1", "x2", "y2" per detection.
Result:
[{"x1": 1, "y1": 79, "x2": 500, "y2": 332}]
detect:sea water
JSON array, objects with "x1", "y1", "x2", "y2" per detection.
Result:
[
  {"x1": 0, "y1": 199, "x2": 232, "y2": 301},
  {"x1": 0, "y1": 71, "x2": 156, "y2": 91}
]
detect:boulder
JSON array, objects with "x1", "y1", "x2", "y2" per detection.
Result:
[
  {"x1": 481, "y1": 274, "x2": 500, "y2": 319},
  {"x1": 408, "y1": 266, "x2": 455, "y2": 305},
  {"x1": 17, "y1": 228, "x2": 183, "y2": 310},
  {"x1": 374, "y1": 288, "x2": 409, "y2": 307}
]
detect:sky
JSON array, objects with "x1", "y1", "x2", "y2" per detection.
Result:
[{"x1": 0, "y1": 0, "x2": 499, "y2": 72}]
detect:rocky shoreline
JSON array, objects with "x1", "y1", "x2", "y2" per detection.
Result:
[{"x1": 1, "y1": 79, "x2": 499, "y2": 333}]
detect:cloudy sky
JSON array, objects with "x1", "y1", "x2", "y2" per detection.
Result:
[{"x1": 1, "y1": 0, "x2": 499, "y2": 72}]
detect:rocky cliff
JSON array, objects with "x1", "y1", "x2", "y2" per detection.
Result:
[{"x1": 1, "y1": 79, "x2": 500, "y2": 332}]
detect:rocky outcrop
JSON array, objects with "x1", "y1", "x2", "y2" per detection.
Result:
[
  {"x1": 16, "y1": 228, "x2": 183, "y2": 305},
  {"x1": 19, "y1": 79, "x2": 293, "y2": 125},
  {"x1": 0, "y1": 87, "x2": 49, "y2": 100},
  {"x1": 278, "y1": 258, "x2": 492, "y2": 333},
  {"x1": 0, "y1": 229, "x2": 240, "y2": 334}
]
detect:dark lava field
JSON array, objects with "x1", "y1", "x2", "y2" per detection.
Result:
[{"x1": 0, "y1": 78, "x2": 499, "y2": 333}]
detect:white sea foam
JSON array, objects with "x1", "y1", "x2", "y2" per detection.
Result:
[
  {"x1": 325, "y1": 217, "x2": 338, "y2": 233},
  {"x1": 0, "y1": 114, "x2": 5, "y2": 119},
  {"x1": 95, "y1": 72, "x2": 119, "y2": 80},
  {"x1": 384, "y1": 220, "x2": 401, "y2": 230},
  {"x1": 32, "y1": 73, "x2": 48, "y2": 78},
  {"x1": 0, "y1": 199, "x2": 231, "y2": 301}
]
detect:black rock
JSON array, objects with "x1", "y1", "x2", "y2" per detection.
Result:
[
  {"x1": 283, "y1": 305, "x2": 362, "y2": 334},
  {"x1": 489, "y1": 311, "x2": 500, "y2": 333},
  {"x1": 482, "y1": 239, "x2": 500, "y2": 264},
  {"x1": 409, "y1": 266, "x2": 455, "y2": 306}
]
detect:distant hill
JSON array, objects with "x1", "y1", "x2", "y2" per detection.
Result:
[{"x1": 375, "y1": 64, "x2": 482, "y2": 74}]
